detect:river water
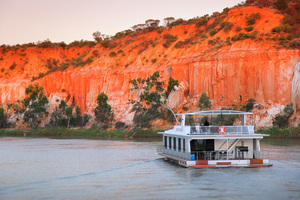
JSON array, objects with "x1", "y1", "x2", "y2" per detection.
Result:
[{"x1": 0, "y1": 137, "x2": 299, "y2": 200}]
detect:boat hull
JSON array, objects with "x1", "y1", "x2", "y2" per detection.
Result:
[{"x1": 159, "y1": 153, "x2": 273, "y2": 168}]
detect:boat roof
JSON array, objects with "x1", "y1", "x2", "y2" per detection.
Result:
[
  {"x1": 175, "y1": 110, "x2": 252, "y2": 116},
  {"x1": 158, "y1": 132, "x2": 268, "y2": 139}
]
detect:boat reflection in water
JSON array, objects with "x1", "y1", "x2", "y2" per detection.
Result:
[{"x1": 158, "y1": 110, "x2": 273, "y2": 168}]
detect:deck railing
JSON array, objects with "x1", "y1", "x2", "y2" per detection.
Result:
[{"x1": 174, "y1": 125, "x2": 254, "y2": 135}]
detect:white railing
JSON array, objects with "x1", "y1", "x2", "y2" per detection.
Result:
[{"x1": 187, "y1": 125, "x2": 254, "y2": 135}]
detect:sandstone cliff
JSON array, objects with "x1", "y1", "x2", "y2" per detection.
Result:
[{"x1": 0, "y1": 6, "x2": 299, "y2": 127}]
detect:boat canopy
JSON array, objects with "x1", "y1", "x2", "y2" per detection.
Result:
[{"x1": 175, "y1": 110, "x2": 253, "y2": 116}]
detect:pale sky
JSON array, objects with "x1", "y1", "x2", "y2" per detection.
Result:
[{"x1": 0, "y1": 0, "x2": 243, "y2": 45}]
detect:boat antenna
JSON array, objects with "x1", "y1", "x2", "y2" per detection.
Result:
[
  {"x1": 166, "y1": 106, "x2": 180, "y2": 125},
  {"x1": 220, "y1": 95, "x2": 224, "y2": 125}
]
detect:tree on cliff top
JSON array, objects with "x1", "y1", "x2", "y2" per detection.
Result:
[
  {"x1": 129, "y1": 71, "x2": 178, "y2": 128},
  {"x1": 94, "y1": 92, "x2": 114, "y2": 129},
  {"x1": 23, "y1": 84, "x2": 48, "y2": 129},
  {"x1": 92, "y1": 31, "x2": 103, "y2": 43}
]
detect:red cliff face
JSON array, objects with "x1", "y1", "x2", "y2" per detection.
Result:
[{"x1": 0, "y1": 6, "x2": 299, "y2": 127}]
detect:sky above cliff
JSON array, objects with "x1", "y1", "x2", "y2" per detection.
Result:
[{"x1": 0, "y1": 0, "x2": 243, "y2": 45}]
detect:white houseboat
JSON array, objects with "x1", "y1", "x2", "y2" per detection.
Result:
[{"x1": 157, "y1": 110, "x2": 273, "y2": 168}]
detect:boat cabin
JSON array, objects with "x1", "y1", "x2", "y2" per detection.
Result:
[{"x1": 158, "y1": 110, "x2": 272, "y2": 168}]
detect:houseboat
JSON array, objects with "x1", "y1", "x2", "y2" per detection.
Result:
[{"x1": 157, "y1": 110, "x2": 273, "y2": 168}]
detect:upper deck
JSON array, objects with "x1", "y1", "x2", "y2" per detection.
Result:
[
  {"x1": 159, "y1": 110, "x2": 268, "y2": 138},
  {"x1": 173, "y1": 125, "x2": 254, "y2": 135}
]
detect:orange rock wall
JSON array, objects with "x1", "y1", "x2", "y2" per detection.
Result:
[
  {"x1": 0, "y1": 6, "x2": 299, "y2": 126},
  {"x1": 171, "y1": 43, "x2": 299, "y2": 107}
]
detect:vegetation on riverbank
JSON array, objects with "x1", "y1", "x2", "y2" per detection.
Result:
[
  {"x1": 257, "y1": 125, "x2": 300, "y2": 138},
  {"x1": 0, "y1": 127, "x2": 164, "y2": 138},
  {"x1": 1, "y1": 126, "x2": 299, "y2": 139}
]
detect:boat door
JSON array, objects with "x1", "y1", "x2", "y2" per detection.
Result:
[{"x1": 190, "y1": 139, "x2": 214, "y2": 160}]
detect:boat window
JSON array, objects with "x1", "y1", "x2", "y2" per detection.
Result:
[
  {"x1": 173, "y1": 137, "x2": 176, "y2": 150},
  {"x1": 169, "y1": 137, "x2": 172, "y2": 150},
  {"x1": 190, "y1": 139, "x2": 214, "y2": 151},
  {"x1": 164, "y1": 136, "x2": 167, "y2": 148},
  {"x1": 183, "y1": 139, "x2": 185, "y2": 152},
  {"x1": 178, "y1": 138, "x2": 181, "y2": 151}
]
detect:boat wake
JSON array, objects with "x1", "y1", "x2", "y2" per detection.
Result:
[{"x1": 0, "y1": 159, "x2": 162, "y2": 195}]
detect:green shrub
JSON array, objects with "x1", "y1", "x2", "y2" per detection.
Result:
[
  {"x1": 115, "y1": 121, "x2": 126, "y2": 129},
  {"x1": 68, "y1": 40, "x2": 96, "y2": 48},
  {"x1": 273, "y1": 114, "x2": 289, "y2": 128},
  {"x1": 284, "y1": 103, "x2": 294, "y2": 117},
  {"x1": 231, "y1": 32, "x2": 257, "y2": 41},
  {"x1": 209, "y1": 29, "x2": 218, "y2": 36},
  {"x1": 282, "y1": 15, "x2": 297, "y2": 26},
  {"x1": 235, "y1": 26, "x2": 242, "y2": 32},
  {"x1": 59, "y1": 62, "x2": 70, "y2": 70},
  {"x1": 163, "y1": 33, "x2": 177, "y2": 41},
  {"x1": 162, "y1": 33, "x2": 177, "y2": 48},
  {"x1": 246, "y1": 12, "x2": 261, "y2": 26},
  {"x1": 37, "y1": 39, "x2": 54, "y2": 48},
  {"x1": 9, "y1": 62, "x2": 17, "y2": 70},
  {"x1": 289, "y1": 40, "x2": 300, "y2": 48},
  {"x1": 208, "y1": 37, "x2": 220, "y2": 45},
  {"x1": 109, "y1": 51, "x2": 117, "y2": 57},
  {"x1": 169, "y1": 18, "x2": 186, "y2": 27},
  {"x1": 151, "y1": 58, "x2": 157, "y2": 63},
  {"x1": 198, "y1": 92, "x2": 212, "y2": 110},
  {"x1": 196, "y1": 17, "x2": 208, "y2": 27},
  {"x1": 1, "y1": 68, "x2": 4, "y2": 73},
  {"x1": 101, "y1": 40, "x2": 110, "y2": 48},
  {"x1": 245, "y1": 26, "x2": 254, "y2": 32},
  {"x1": 46, "y1": 58, "x2": 60, "y2": 69},
  {"x1": 243, "y1": 98, "x2": 255, "y2": 112},
  {"x1": 246, "y1": 17, "x2": 255, "y2": 25},
  {"x1": 252, "y1": 12, "x2": 261, "y2": 20},
  {"x1": 182, "y1": 106, "x2": 188, "y2": 111},
  {"x1": 271, "y1": 25, "x2": 293, "y2": 33},
  {"x1": 92, "y1": 50, "x2": 100, "y2": 57},
  {"x1": 59, "y1": 42, "x2": 67, "y2": 48},
  {"x1": 174, "y1": 41, "x2": 184, "y2": 48},
  {"x1": 157, "y1": 27, "x2": 164, "y2": 34},
  {"x1": 220, "y1": 21, "x2": 233, "y2": 32},
  {"x1": 174, "y1": 38, "x2": 193, "y2": 48}
]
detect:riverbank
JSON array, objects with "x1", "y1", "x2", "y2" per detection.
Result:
[
  {"x1": 257, "y1": 126, "x2": 300, "y2": 138},
  {"x1": 0, "y1": 127, "x2": 164, "y2": 139},
  {"x1": 0, "y1": 126, "x2": 299, "y2": 139}
]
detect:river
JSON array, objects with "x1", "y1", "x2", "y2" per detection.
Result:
[{"x1": 0, "y1": 137, "x2": 299, "y2": 200}]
